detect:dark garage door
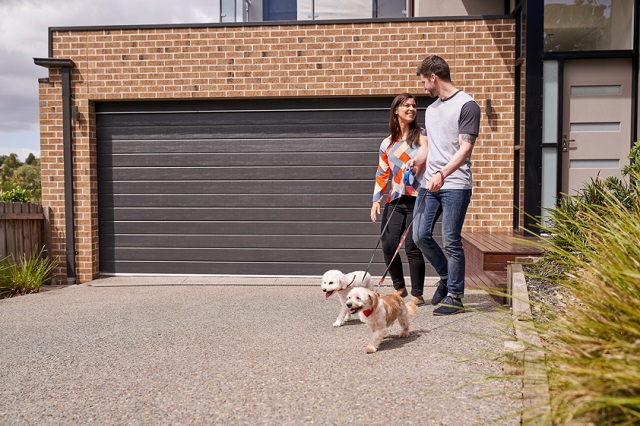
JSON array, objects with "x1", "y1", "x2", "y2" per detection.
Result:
[{"x1": 96, "y1": 97, "x2": 437, "y2": 276}]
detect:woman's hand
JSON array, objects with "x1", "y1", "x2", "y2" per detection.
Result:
[{"x1": 370, "y1": 201, "x2": 380, "y2": 222}]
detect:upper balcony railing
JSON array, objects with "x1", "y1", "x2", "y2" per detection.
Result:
[{"x1": 219, "y1": 0, "x2": 517, "y2": 23}]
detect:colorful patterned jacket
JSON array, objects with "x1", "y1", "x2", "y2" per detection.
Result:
[{"x1": 373, "y1": 136, "x2": 422, "y2": 203}]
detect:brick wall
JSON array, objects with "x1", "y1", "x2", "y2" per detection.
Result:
[{"x1": 38, "y1": 18, "x2": 516, "y2": 282}]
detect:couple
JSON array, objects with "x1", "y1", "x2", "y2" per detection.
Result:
[{"x1": 371, "y1": 55, "x2": 480, "y2": 316}]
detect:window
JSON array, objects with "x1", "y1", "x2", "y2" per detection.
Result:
[
  {"x1": 544, "y1": 0, "x2": 635, "y2": 52},
  {"x1": 234, "y1": 0, "x2": 409, "y2": 22}
]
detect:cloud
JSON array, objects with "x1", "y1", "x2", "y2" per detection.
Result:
[{"x1": 0, "y1": 0, "x2": 219, "y2": 160}]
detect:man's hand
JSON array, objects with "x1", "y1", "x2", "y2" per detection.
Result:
[{"x1": 426, "y1": 171, "x2": 445, "y2": 192}]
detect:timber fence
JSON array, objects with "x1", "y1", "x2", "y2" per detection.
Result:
[{"x1": 0, "y1": 202, "x2": 50, "y2": 262}]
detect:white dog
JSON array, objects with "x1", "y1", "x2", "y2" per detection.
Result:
[
  {"x1": 321, "y1": 269, "x2": 374, "y2": 327},
  {"x1": 345, "y1": 287, "x2": 417, "y2": 353}
]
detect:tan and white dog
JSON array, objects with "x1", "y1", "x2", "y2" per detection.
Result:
[
  {"x1": 345, "y1": 287, "x2": 417, "y2": 353},
  {"x1": 321, "y1": 269, "x2": 374, "y2": 327}
]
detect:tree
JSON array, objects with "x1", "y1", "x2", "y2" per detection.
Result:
[
  {"x1": 1, "y1": 153, "x2": 21, "y2": 183},
  {"x1": 14, "y1": 163, "x2": 41, "y2": 202},
  {"x1": 25, "y1": 153, "x2": 36, "y2": 165},
  {"x1": 0, "y1": 153, "x2": 41, "y2": 202},
  {"x1": 2, "y1": 154, "x2": 22, "y2": 192}
]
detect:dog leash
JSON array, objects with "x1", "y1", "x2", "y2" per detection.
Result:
[
  {"x1": 363, "y1": 168, "x2": 422, "y2": 290},
  {"x1": 375, "y1": 195, "x2": 426, "y2": 291},
  {"x1": 362, "y1": 197, "x2": 401, "y2": 279},
  {"x1": 362, "y1": 167, "x2": 416, "y2": 280}
]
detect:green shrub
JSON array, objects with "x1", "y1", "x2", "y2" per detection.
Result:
[
  {"x1": 530, "y1": 143, "x2": 640, "y2": 424},
  {"x1": 541, "y1": 142, "x2": 640, "y2": 271},
  {"x1": 0, "y1": 251, "x2": 57, "y2": 299},
  {"x1": 535, "y1": 181, "x2": 640, "y2": 424},
  {"x1": 0, "y1": 183, "x2": 32, "y2": 202}
]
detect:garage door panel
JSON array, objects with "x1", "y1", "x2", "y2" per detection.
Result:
[
  {"x1": 103, "y1": 248, "x2": 380, "y2": 263},
  {"x1": 100, "y1": 221, "x2": 378, "y2": 235},
  {"x1": 96, "y1": 98, "x2": 394, "y2": 112},
  {"x1": 98, "y1": 166, "x2": 373, "y2": 181},
  {"x1": 100, "y1": 194, "x2": 371, "y2": 208},
  {"x1": 100, "y1": 152, "x2": 378, "y2": 168},
  {"x1": 100, "y1": 207, "x2": 372, "y2": 222},
  {"x1": 97, "y1": 124, "x2": 385, "y2": 141},
  {"x1": 100, "y1": 234, "x2": 381, "y2": 249},
  {"x1": 98, "y1": 261, "x2": 393, "y2": 276},
  {"x1": 96, "y1": 109, "x2": 388, "y2": 128},
  {"x1": 99, "y1": 180, "x2": 373, "y2": 196},
  {"x1": 98, "y1": 138, "x2": 379, "y2": 154}
]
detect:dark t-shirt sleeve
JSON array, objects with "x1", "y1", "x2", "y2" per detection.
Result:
[{"x1": 459, "y1": 100, "x2": 481, "y2": 138}]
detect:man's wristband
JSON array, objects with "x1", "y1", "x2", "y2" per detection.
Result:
[{"x1": 436, "y1": 170, "x2": 445, "y2": 182}]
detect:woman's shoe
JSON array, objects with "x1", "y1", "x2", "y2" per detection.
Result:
[
  {"x1": 394, "y1": 288, "x2": 408, "y2": 298},
  {"x1": 410, "y1": 295, "x2": 425, "y2": 306}
]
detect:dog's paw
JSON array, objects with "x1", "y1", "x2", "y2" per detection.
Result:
[
  {"x1": 365, "y1": 345, "x2": 378, "y2": 353},
  {"x1": 332, "y1": 320, "x2": 344, "y2": 327},
  {"x1": 399, "y1": 330, "x2": 410, "y2": 338}
]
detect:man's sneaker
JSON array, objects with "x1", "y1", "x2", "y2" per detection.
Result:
[
  {"x1": 430, "y1": 280, "x2": 448, "y2": 305},
  {"x1": 433, "y1": 296, "x2": 465, "y2": 316}
]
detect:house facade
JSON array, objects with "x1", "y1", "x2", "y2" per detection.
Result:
[{"x1": 34, "y1": 0, "x2": 639, "y2": 283}]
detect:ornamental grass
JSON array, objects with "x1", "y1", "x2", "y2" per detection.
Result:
[
  {"x1": 0, "y1": 250, "x2": 56, "y2": 299},
  {"x1": 529, "y1": 160, "x2": 640, "y2": 424}
]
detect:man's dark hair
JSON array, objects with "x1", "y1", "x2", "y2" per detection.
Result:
[{"x1": 416, "y1": 55, "x2": 451, "y2": 81}]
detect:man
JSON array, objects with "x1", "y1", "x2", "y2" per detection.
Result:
[{"x1": 408, "y1": 55, "x2": 480, "y2": 316}]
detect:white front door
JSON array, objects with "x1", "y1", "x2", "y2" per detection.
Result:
[{"x1": 562, "y1": 59, "x2": 633, "y2": 195}]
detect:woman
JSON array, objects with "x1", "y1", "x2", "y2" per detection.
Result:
[{"x1": 371, "y1": 93, "x2": 426, "y2": 305}]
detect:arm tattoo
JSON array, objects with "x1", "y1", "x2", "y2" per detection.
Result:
[{"x1": 461, "y1": 134, "x2": 477, "y2": 145}]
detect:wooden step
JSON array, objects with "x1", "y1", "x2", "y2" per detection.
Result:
[
  {"x1": 463, "y1": 232, "x2": 542, "y2": 272},
  {"x1": 463, "y1": 232, "x2": 543, "y2": 304}
]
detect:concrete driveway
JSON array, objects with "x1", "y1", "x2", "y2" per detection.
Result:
[{"x1": 0, "y1": 277, "x2": 522, "y2": 425}]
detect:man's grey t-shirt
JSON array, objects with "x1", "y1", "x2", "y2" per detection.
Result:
[{"x1": 422, "y1": 90, "x2": 480, "y2": 190}]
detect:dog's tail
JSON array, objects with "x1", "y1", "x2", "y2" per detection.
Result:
[{"x1": 405, "y1": 301, "x2": 418, "y2": 317}]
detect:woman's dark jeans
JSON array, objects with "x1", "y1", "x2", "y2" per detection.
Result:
[{"x1": 380, "y1": 195, "x2": 426, "y2": 297}]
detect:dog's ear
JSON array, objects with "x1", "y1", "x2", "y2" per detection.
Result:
[
  {"x1": 368, "y1": 290, "x2": 379, "y2": 310},
  {"x1": 338, "y1": 273, "x2": 347, "y2": 287}
]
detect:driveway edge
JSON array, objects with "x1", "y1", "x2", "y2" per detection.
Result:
[{"x1": 508, "y1": 260, "x2": 552, "y2": 425}]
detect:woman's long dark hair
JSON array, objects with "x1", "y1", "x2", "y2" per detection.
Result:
[{"x1": 389, "y1": 93, "x2": 421, "y2": 148}]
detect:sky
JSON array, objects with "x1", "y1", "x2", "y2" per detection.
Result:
[{"x1": 0, "y1": 0, "x2": 221, "y2": 162}]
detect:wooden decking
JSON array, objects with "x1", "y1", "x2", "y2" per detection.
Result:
[{"x1": 463, "y1": 232, "x2": 543, "y2": 303}]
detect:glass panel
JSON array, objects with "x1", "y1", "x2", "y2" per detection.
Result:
[
  {"x1": 541, "y1": 147, "x2": 558, "y2": 224},
  {"x1": 541, "y1": 60, "x2": 559, "y2": 225},
  {"x1": 376, "y1": 0, "x2": 407, "y2": 18},
  {"x1": 298, "y1": 0, "x2": 372, "y2": 20},
  {"x1": 570, "y1": 159, "x2": 619, "y2": 168},
  {"x1": 221, "y1": 0, "x2": 237, "y2": 22},
  {"x1": 543, "y1": 61, "x2": 559, "y2": 144},
  {"x1": 570, "y1": 85, "x2": 621, "y2": 95},
  {"x1": 297, "y1": 0, "x2": 313, "y2": 20},
  {"x1": 544, "y1": 0, "x2": 634, "y2": 52},
  {"x1": 570, "y1": 122, "x2": 620, "y2": 131},
  {"x1": 235, "y1": 0, "x2": 246, "y2": 21}
]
